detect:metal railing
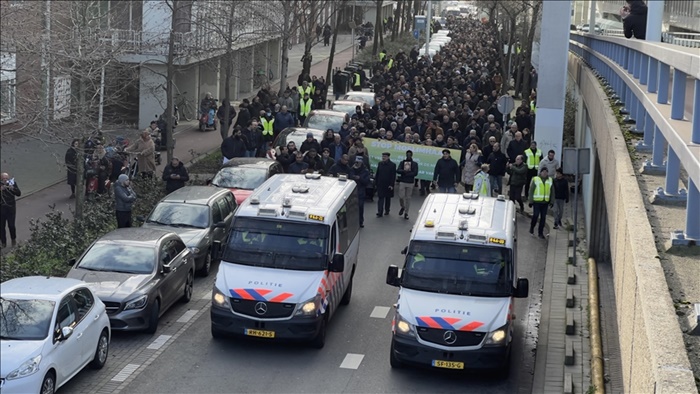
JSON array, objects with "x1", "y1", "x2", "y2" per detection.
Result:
[{"x1": 569, "y1": 32, "x2": 700, "y2": 242}]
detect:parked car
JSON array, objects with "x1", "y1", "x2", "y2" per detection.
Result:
[
  {"x1": 272, "y1": 127, "x2": 326, "y2": 150},
  {"x1": 331, "y1": 100, "x2": 364, "y2": 117},
  {"x1": 210, "y1": 158, "x2": 284, "y2": 205},
  {"x1": 140, "y1": 186, "x2": 236, "y2": 277},
  {"x1": 303, "y1": 110, "x2": 350, "y2": 133},
  {"x1": 66, "y1": 228, "x2": 195, "y2": 333},
  {"x1": 580, "y1": 23, "x2": 602, "y2": 33},
  {"x1": 341, "y1": 91, "x2": 376, "y2": 107},
  {"x1": 1, "y1": 277, "x2": 111, "y2": 394}
]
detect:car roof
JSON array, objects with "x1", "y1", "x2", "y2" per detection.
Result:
[
  {"x1": 332, "y1": 100, "x2": 364, "y2": 108},
  {"x1": 160, "y1": 186, "x2": 230, "y2": 205},
  {"x1": 1, "y1": 276, "x2": 85, "y2": 301},
  {"x1": 281, "y1": 127, "x2": 326, "y2": 135},
  {"x1": 222, "y1": 158, "x2": 277, "y2": 169},
  {"x1": 308, "y1": 110, "x2": 349, "y2": 117},
  {"x1": 343, "y1": 92, "x2": 375, "y2": 98},
  {"x1": 97, "y1": 227, "x2": 174, "y2": 245}
]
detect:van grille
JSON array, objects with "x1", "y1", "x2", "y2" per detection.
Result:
[
  {"x1": 417, "y1": 327, "x2": 485, "y2": 347},
  {"x1": 230, "y1": 299, "x2": 295, "y2": 318}
]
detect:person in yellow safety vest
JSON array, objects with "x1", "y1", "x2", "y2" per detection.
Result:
[
  {"x1": 379, "y1": 49, "x2": 387, "y2": 63},
  {"x1": 523, "y1": 140, "x2": 543, "y2": 199},
  {"x1": 298, "y1": 93, "x2": 313, "y2": 126},
  {"x1": 352, "y1": 72, "x2": 362, "y2": 91},
  {"x1": 298, "y1": 81, "x2": 313, "y2": 99},
  {"x1": 530, "y1": 98, "x2": 536, "y2": 115},
  {"x1": 472, "y1": 164, "x2": 491, "y2": 197},
  {"x1": 260, "y1": 112, "x2": 275, "y2": 139},
  {"x1": 387, "y1": 57, "x2": 394, "y2": 70},
  {"x1": 410, "y1": 253, "x2": 425, "y2": 270},
  {"x1": 528, "y1": 167, "x2": 554, "y2": 239}
]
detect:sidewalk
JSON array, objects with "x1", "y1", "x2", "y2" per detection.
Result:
[{"x1": 0, "y1": 35, "x2": 356, "y2": 249}]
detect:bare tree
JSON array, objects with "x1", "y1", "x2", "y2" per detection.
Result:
[{"x1": 372, "y1": 0, "x2": 384, "y2": 55}]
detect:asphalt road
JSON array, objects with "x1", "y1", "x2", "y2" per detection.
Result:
[{"x1": 60, "y1": 200, "x2": 545, "y2": 394}]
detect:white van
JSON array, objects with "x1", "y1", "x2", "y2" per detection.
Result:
[
  {"x1": 211, "y1": 173, "x2": 360, "y2": 348},
  {"x1": 386, "y1": 193, "x2": 529, "y2": 376}
]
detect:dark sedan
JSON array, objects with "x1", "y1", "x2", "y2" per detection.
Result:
[
  {"x1": 211, "y1": 158, "x2": 284, "y2": 205},
  {"x1": 66, "y1": 228, "x2": 195, "y2": 333}
]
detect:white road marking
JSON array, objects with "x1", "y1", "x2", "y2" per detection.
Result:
[
  {"x1": 177, "y1": 310, "x2": 199, "y2": 323},
  {"x1": 111, "y1": 364, "x2": 140, "y2": 382},
  {"x1": 340, "y1": 353, "x2": 365, "y2": 369},
  {"x1": 370, "y1": 306, "x2": 391, "y2": 319},
  {"x1": 201, "y1": 291, "x2": 212, "y2": 300},
  {"x1": 146, "y1": 335, "x2": 172, "y2": 350}
]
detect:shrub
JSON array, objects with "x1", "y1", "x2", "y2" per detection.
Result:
[
  {"x1": 0, "y1": 176, "x2": 167, "y2": 282},
  {"x1": 188, "y1": 150, "x2": 223, "y2": 175}
]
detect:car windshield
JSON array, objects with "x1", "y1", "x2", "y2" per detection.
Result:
[
  {"x1": 306, "y1": 115, "x2": 344, "y2": 133},
  {"x1": 147, "y1": 202, "x2": 209, "y2": 228},
  {"x1": 331, "y1": 104, "x2": 358, "y2": 116},
  {"x1": 402, "y1": 241, "x2": 513, "y2": 297},
  {"x1": 0, "y1": 298, "x2": 55, "y2": 340},
  {"x1": 222, "y1": 218, "x2": 329, "y2": 271},
  {"x1": 343, "y1": 94, "x2": 375, "y2": 106},
  {"x1": 212, "y1": 167, "x2": 267, "y2": 190},
  {"x1": 77, "y1": 242, "x2": 155, "y2": 274},
  {"x1": 277, "y1": 131, "x2": 319, "y2": 149}
]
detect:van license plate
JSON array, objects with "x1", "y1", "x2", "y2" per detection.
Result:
[
  {"x1": 245, "y1": 329, "x2": 275, "y2": 338},
  {"x1": 432, "y1": 360, "x2": 464, "y2": 369}
]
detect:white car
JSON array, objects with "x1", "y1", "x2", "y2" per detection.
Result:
[{"x1": 1, "y1": 277, "x2": 111, "y2": 394}]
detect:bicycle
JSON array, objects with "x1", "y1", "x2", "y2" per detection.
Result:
[{"x1": 175, "y1": 91, "x2": 196, "y2": 122}]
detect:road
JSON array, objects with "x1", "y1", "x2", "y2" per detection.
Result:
[{"x1": 59, "y1": 209, "x2": 545, "y2": 394}]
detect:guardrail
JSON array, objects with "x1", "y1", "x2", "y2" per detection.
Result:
[{"x1": 569, "y1": 32, "x2": 699, "y2": 243}]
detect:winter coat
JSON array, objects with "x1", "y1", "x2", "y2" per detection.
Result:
[
  {"x1": 623, "y1": 0, "x2": 647, "y2": 40},
  {"x1": 0, "y1": 181, "x2": 21, "y2": 209},
  {"x1": 461, "y1": 151, "x2": 482, "y2": 185},
  {"x1": 125, "y1": 137, "x2": 156, "y2": 173},
  {"x1": 553, "y1": 177, "x2": 570, "y2": 202},
  {"x1": 397, "y1": 159, "x2": 418, "y2": 183},
  {"x1": 242, "y1": 127, "x2": 262, "y2": 150},
  {"x1": 507, "y1": 163, "x2": 528, "y2": 186},
  {"x1": 65, "y1": 147, "x2": 78, "y2": 186},
  {"x1": 300, "y1": 139, "x2": 321, "y2": 154},
  {"x1": 274, "y1": 111, "x2": 295, "y2": 133},
  {"x1": 375, "y1": 160, "x2": 397, "y2": 198},
  {"x1": 328, "y1": 162, "x2": 353, "y2": 177},
  {"x1": 486, "y1": 151, "x2": 508, "y2": 177},
  {"x1": 350, "y1": 164, "x2": 370, "y2": 197},
  {"x1": 234, "y1": 107, "x2": 251, "y2": 128},
  {"x1": 507, "y1": 139, "x2": 528, "y2": 163},
  {"x1": 114, "y1": 182, "x2": 137, "y2": 212},
  {"x1": 288, "y1": 160, "x2": 309, "y2": 174},
  {"x1": 221, "y1": 135, "x2": 249, "y2": 159},
  {"x1": 162, "y1": 162, "x2": 190, "y2": 193},
  {"x1": 303, "y1": 154, "x2": 324, "y2": 173},
  {"x1": 432, "y1": 157, "x2": 460, "y2": 188},
  {"x1": 319, "y1": 157, "x2": 335, "y2": 175}
]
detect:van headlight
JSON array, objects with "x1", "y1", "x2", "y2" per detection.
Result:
[
  {"x1": 212, "y1": 287, "x2": 230, "y2": 309},
  {"x1": 295, "y1": 295, "x2": 321, "y2": 316},
  {"x1": 484, "y1": 324, "x2": 509, "y2": 345},
  {"x1": 124, "y1": 295, "x2": 148, "y2": 310},
  {"x1": 6, "y1": 355, "x2": 42, "y2": 380},
  {"x1": 393, "y1": 313, "x2": 416, "y2": 338}
]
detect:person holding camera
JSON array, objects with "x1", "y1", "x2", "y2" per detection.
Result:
[
  {"x1": 0, "y1": 172, "x2": 21, "y2": 248},
  {"x1": 114, "y1": 174, "x2": 137, "y2": 228}
]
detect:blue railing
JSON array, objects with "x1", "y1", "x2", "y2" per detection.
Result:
[{"x1": 569, "y1": 32, "x2": 700, "y2": 244}]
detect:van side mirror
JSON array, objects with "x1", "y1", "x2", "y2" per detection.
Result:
[
  {"x1": 329, "y1": 254, "x2": 345, "y2": 272},
  {"x1": 386, "y1": 265, "x2": 400, "y2": 287},
  {"x1": 514, "y1": 278, "x2": 529, "y2": 298},
  {"x1": 67, "y1": 258, "x2": 76, "y2": 266},
  {"x1": 400, "y1": 246, "x2": 407, "y2": 255}
]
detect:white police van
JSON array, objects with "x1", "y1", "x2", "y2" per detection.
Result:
[
  {"x1": 211, "y1": 173, "x2": 360, "y2": 348},
  {"x1": 386, "y1": 192, "x2": 529, "y2": 376}
]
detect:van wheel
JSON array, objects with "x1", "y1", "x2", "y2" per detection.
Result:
[
  {"x1": 197, "y1": 252, "x2": 212, "y2": 277},
  {"x1": 389, "y1": 340, "x2": 403, "y2": 369},
  {"x1": 310, "y1": 317, "x2": 327, "y2": 349},
  {"x1": 90, "y1": 329, "x2": 109, "y2": 369},
  {"x1": 145, "y1": 299, "x2": 160, "y2": 334},
  {"x1": 340, "y1": 277, "x2": 353, "y2": 306}
]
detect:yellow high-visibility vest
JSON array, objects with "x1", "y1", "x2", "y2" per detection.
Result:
[
  {"x1": 379, "y1": 52, "x2": 386, "y2": 62},
  {"x1": 387, "y1": 59, "x2": 394, "y2": 69},
  {"x1": 353, "y1": 73, "x2": 361, "y2": 87},
  {"x1": 300, "y1": 99, "x2": 313, "y2": 117},
  {"x1": 298, "y1": 85, "x2": 312, "y2": 98},
  {"x1": 525, "y1": 148, "x2": 542, "y2": 169},
  {"x1": 530, "y1": 100, "x2": 536, "y2": 114},
  {"x1": 532, "y1": 177, "x2": 553, "y2": 202},
  {"x1": 474, "y1": 172, "x2": 490, "y2": 196},
  {"x1": 261, "y1": 118, "x2": 274, "y2": 136}
]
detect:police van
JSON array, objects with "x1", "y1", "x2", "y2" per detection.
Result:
[
  {"x1": 211, "y1": 173, "x2": 360, "y2": 348},
  {"x1": 385, "y1": 192, "x2": 529, "y2": 375}
]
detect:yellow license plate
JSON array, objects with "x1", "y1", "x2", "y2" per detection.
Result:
[
  {"x1": 431, "y1": 360, "x2": 464, "y2": 369},
  {"x1": 244, "y1": 329, "x2": 275, "y2": 338}
]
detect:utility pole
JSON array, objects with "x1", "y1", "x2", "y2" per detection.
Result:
[
  {"x1": 42, "y1": 0, "x2": 51, "y2": 131},
  {"x1": 424, "y1": 0, "x2": 432, "y2": 57},
  {"x1": 351, "y1": 4, "x2": 356, "y2": 61}
]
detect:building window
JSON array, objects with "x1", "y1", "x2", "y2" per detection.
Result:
[{"x1": 0, "y1": 79, "x2": 17, "y2": 124}]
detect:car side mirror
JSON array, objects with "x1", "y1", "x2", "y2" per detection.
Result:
[
  {"x1": 400, "y1": 246, "x2": 407, "y2": 255},
  {"x1": 67, "y1": 258, "x2": 76, "y2": 266},
  {"x1": 162, "y1": 264, "x2": 172, "y2": 274},
  {"x1": 514, "y1": 278, "x2": 529, "y2": 298},
  {"x1": 386, "y1": 265, "x2": 400, "y2": 287},
  {"x1": 213, "y1": 221, "x2": 226, "y2": 229},
  {"x1": 135, "y1": 215, "x2": 145, "y2": 223},
  {"x1": 61, "y1": 326, "x2": 74, "y2": 340},
  {"x1": 329, "y1": 254, "x2": 345, "y2": 272}
]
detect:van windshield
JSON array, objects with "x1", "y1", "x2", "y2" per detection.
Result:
[
  {"x1": 402, "y1": 241, "x2": 513, "y2": 297},
  {"x1": 223, "y1": 218, "x2": 329, "y2": 271}
]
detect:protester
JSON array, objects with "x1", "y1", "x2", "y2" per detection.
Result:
[
  {"x1": 0, "y1": 172, "x2": 21, "y2": 248},
  {"x1": 162, "y1": 157, "x2": 190, "y2": 194},
  {"x1": 114, "y1": 174, "x2": 137, "y2": 228},
  {"x1": 375, "y1": 152, "x2": 396, "y2": 217}
]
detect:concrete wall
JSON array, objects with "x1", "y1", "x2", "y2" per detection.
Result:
[{"x1": 568, "y1": 52, "x2": 697, "y2": 394}]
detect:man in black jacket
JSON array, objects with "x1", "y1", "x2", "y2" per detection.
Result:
[
  {"x1": 486, "y1": 142, "x2": 508, "y2": 195},
  {"x1": 162, "y1": 157, "x2": 190, "y2": 193},
  {"x1": 552, "y1": 169, "x2": 570, "y2": 229},
  {"x1": 350, "y1": 157, "x2": 370, "y2": 228},
  {"x1": 622, "y1": 0, "x2": 647, "y2": 40},
  {"x1": 396, "y1": 150, "x2": 418, "y2": 219},
  {"x1": 221, "y1": 127, "x2": 249, "y2": 163},
  {"x1": 432, "y1": 149, "x2": 460, "y2": 193},
  {"x1": 375, "y1": 152, "x2": 397, "y2": 217},
  {"x1": 0, "y1": 172, "x2": 21, "y2": 248}
]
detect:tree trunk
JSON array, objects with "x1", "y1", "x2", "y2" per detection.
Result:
[
  {"x1": 372, "y1": 0, "x2": 383, "y2": 55},
  {"x1": 404, "y1": 0, "x2": 412, "y2": 32},
  {"x1": 520, "y1": 1, "x2": 541, "y2": 100},
  {"x1": 74, "y1": 148, "x2": 85, "y2": 220},
  {"x1": 221, "y1": 2, "x2": 236, "y2": 141},
  {"x1": 278, "y1": 8, "x2": 291, "y2": 95},
  {"x1": 391, "y1": 0, "x2": 402, "y2": 41},
  {"x1": 165, "y1": 0, "x2": 178, "y2": 163},
  {"x1": 326, "y1": 6, "x2": 342, "y2": 84}
]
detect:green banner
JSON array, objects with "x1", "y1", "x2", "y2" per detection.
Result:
[{"x1": 364, "y1": 138, "x2": 461, "y2": 181}]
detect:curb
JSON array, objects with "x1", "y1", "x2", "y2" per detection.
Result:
[{"x1": 588, "y1": 257, "x2": 605, "y2": 394}]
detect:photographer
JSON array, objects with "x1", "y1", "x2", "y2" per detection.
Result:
[{"x1": 0, "y1": 172, "x2": 21, "y2": 248}]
